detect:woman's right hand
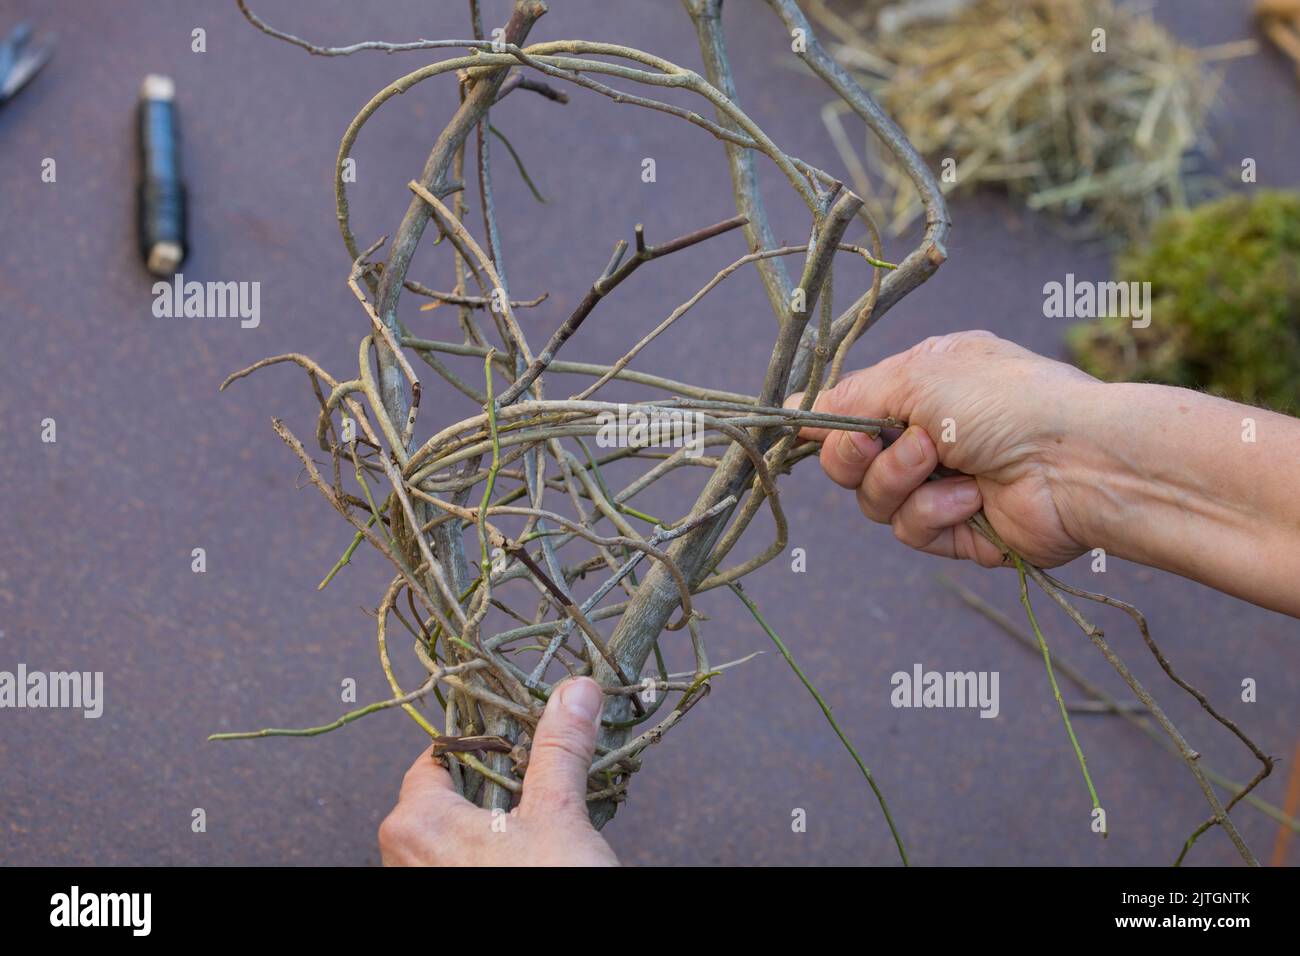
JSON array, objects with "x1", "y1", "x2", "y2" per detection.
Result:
[
  {"x1": 787, "y1": 330, "x2": 1103, "y2": 569},
  {"x1": 788, "y1": 330, "x2": 1300, "y2": 619}
]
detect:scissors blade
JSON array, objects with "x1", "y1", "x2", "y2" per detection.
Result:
[{"x1": 0, "y1": 23, "x2": 54, "y2": 104}]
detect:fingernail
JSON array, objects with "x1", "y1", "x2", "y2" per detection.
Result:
[
  {"x1": 559, "y1": 677, "x2": 602, "y2": 724},
  {"x1": 838, "y1": 430, "x2": 875, "y2": 464},
  {"x1": 951, "y1": 478, "x2": 980, "y2": 507},
  {"x1": 896, "y1": 426, "x2": 928, "y2": 467},
  {"x1": 783, "y1": 392, "x2": 804, "y2": 409}
]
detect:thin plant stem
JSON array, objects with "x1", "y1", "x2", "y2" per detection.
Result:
[
  {"x1": 729, "y1": 580, "x2": 909, "y2": 866},
  {"x1": 1015, "y1": 556, "x2": 1104, "y2": 831}
]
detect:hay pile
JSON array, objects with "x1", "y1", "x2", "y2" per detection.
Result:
[{"x1": 809, "y1": 0, "x2": 1254, "y2": 237}]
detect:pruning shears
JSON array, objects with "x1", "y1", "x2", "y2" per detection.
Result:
[{"x1": 0, "y1": 20, "x2": 55, "y2": 108}]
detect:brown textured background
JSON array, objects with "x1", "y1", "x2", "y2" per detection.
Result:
[{"x1": 0, "y1": 0, "x2": 1296, "y2": 866}]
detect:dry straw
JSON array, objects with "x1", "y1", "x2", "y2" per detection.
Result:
[{"x1": 809, "y1": 0, "x2": 1255, "y2": 237}]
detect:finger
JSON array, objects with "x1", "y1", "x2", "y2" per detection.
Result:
[
  {"x1": 519, "y1": 676, "x2": 602, "y2": 821},
  {"x1": 783, "y1": 391, "x2": 827, "y2": 441},
  {"x1": 889, "y1": 476, "x2": 983, "y2": 551},
  {"x1": 819, "y1": 426, "x2": 883, "y2": 490},
  {"x1": 394, "y1": 745, "x2": 479, "y2": 828},
  {"x1": 380, "y1": 745, "x2": 477, "y2": 866},
  {"x1": 856, "y1": 424, "x2": 939, "y2": 523},
  {"x1": 784, "y1": 354, "x2": 911, "y2": 444},
  {"x1": 939, "y1": 518, "x2": 1014, "y2": 569},
  {"x1": 397, "y1": 743, "x2": 461, "y2": 805}
]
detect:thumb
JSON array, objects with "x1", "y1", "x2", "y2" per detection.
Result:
[{"x1": 519, "y1": 676, "x2": 603, "y2": 820}]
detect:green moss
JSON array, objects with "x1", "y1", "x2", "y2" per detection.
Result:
[{"x1": 1068, "y1": 190, "x2": 1300, "y2": 410}]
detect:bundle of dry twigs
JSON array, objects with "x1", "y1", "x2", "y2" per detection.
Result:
[{"x1": 211, "y1": 0, "x2": 1275, "y2": 866}]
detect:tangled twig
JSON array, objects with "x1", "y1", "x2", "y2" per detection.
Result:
[{"x1": 214, "y1": 0, "x2": 1271, "y2": 867}]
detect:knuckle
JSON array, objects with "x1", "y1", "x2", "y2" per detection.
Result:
[
  {"x1": 948, "y1": 329, "x2": 996, "y2": 351},
  {"x1": 913, "y1": 334, "x2": 946, "y2": 354},
  {"x1": 856, "y1": 484, "x2": 889, "y2": 524},
  {"x1": 813, "y1": 378, "x2": 853, "y2": 417},
  {"x1": 890, "y1": 512, "x2": 921, "y2": 548},
  {"x1": 530, "y1": 730, "x2": 590, "y2": 768},
  {"x1": 916, "y1": 330, "x2": 997, "y2": 361},
  {"x1": 378, "y1": 808, "x2": 409, "y2": 852},
  {"x1": 915, "y1": 333, "x2": 964, "y2": 359}
]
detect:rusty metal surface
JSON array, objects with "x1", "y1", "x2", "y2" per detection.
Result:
[{"x1": 0, "y1": 0, "x2": 1296, "y2": 866}]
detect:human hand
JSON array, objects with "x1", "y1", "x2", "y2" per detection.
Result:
[
  {"x1": 378, "y1": 676, "x2": 620, "y2": 866},
  {"x1": 787, "y1": 330, "x2": 1102, "y2": 569}
]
